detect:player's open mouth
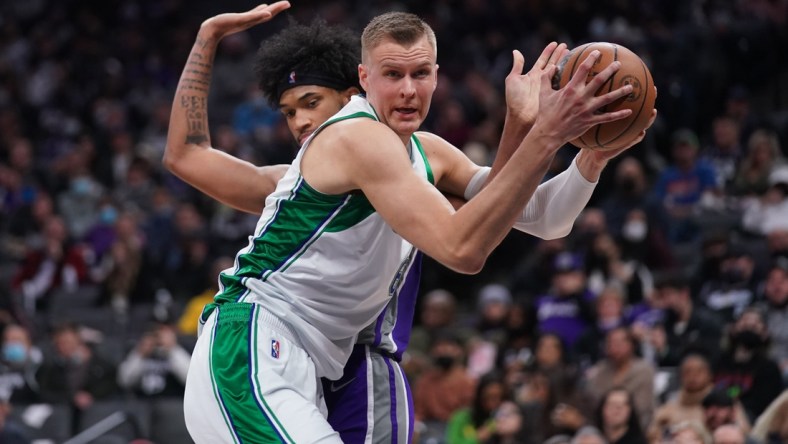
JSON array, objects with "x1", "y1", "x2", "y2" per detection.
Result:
[
  {"x1": 395, "y1": 107, "x2": 417, "y2": 117},
  {"x1": 299, "y1": 132, "x2": 313, "y2": 145}
]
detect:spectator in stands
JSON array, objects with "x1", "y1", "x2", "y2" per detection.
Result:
[
  {"x1": 702, "y1": 115, "x2": 743, "y2": 191},
  {"x1": 649, "y1": 273, "x2": 722, "y2": 367},
  {"x1": 467, "y1": 284, "x2": 512, "y2": 378},
  {"x1": 475, "y1": 283, "x2": 512, "y2": 347},
  {"x1": 2, "y1": 191, "x2": 56, "y2": 262},
  {"x1": 742, "y1": 166, "x2": 788, "y2": 236},
  {"x1": 711, "y1": 424, "x2": 747, "y2": 444},
  {"x1": 701, "y1": 389, "x2": 751, "y2": 437},
  {"x1": 730, "y1": 129, "x2": 784, "y2": 198},
  {"x1": 571, "y1": 426, "x2": 607, "y2": 444},
  {"x1": 0, "y1": 391, "x2": 30, "y2": 444},
  {"x1": 517, "y1": 367, "x2": 591, "y2": 443},
  {"x1": 651, "y1": 128, "x2": 718, "y2": 244},
  {"x1": 413, "y1": 332, "x2": 475, "y2": 424},
  {"x1": 599, "y1": 158, "x2": 673, "y2": 270},
  {"x1": 594, "y1": 387, "x2": 647, "y2": 444},
  {"x1": 584, "y1": 327, "x2": 655, "y2": 429},
  {"x1": 697, "y1": 245, "x2": 758, "y2": 324},
  {"x1": 574, "y1": 286, "x2": 627, "y2": 368},
  {"x1": 531, "y1": 333, "x2": 580, "y2": 391},
  {"x1": 57, "y1": 170, "x2": 105, "y2": 241},
  {"x1": 36, "y1": 323, "x2": 118, "y2": 412},
  {"x1": 750, "y1": 389, "x2": 788, "y2": 444},
  {"x1": 755, "y1": 257, "x2": 788, "y2": 380},
  {"x1": 91, "y1": 211, "x2": 151, "y2": 314},
  {"x1": 445, "y1": 372, "x2": 506, "y2": 444},
  {"x1": 177, "y1": 256, "x2": 234, "y2": 337},
  {"x1": 668, "y1": 420, "x2": 712, "y2": 444},
  {"x1": 649, "y1": 353, "x2": 714, "y2": 442},
  {"x1": 117, "y1": 316, "x2": 190, "y2": 399},
  {"x1": 713, "y1": 307, "x2": 782, "y2": 421},
  {"x1": 511, "y1": 237, "x2": 569, "y2": 297},
  {"x1": 585, "y1": 233, "x2": 654, "y2": 306},
  {"x1": 0, "y1": 324, "x2": 41, "y2": 405},
  {"x1": 485, "y1": 400, "x2": 528, "y2": 444},
  {"x1": 535, "y1": 251, "x2": 595, "y2": 350},
  {"x1": 11, "y1": 216, "x2": 90, "y2": 314}
]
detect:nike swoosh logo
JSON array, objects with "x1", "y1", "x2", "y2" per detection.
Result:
[{"x1": 329, "y1": 377, "x2": 357, "y2": 393}]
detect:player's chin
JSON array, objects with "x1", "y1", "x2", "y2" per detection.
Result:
[{"x1": 391, "y1": 114, "x2": 423, "y2": 134}]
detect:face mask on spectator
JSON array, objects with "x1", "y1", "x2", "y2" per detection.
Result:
[
  {"x1": 2, "y1": 342, "x2": 27, "y2": 363},
  {"x1": 622, "y1": 220, "x2": 647, "y2": 242},
  {"x1": 100, "y1": 206, "x2": 118, "y2": 225},
  {"x1": 71, "y1": 177, "x2": 92, "y2": 195},
  {"x1": 732, "y1": 330, "x2": 765, "y2": 350},
  {"x1": 434, "y1": 355, "x2": 455, "y2": 371}
]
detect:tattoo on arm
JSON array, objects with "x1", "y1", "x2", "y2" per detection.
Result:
[{"x1": 179, "y1": 51, "x2": 213, "y2": 144}]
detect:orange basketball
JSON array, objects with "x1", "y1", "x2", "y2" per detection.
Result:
[{"x1": 553, "y1": 42, "x2": 656, "y2": 151}]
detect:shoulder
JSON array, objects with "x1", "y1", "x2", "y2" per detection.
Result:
[{"x1": 315, "y1": 118, "x2": 399, "y2": 153}]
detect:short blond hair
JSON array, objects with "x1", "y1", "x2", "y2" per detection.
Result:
[{"x1": 361, "y1": 12, "x2": 437, "y2": 62}]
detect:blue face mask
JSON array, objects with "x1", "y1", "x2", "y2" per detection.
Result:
[
  {"x1": 100, "y1": 206, "x2": 118, "y2": 225},
  {"x1": 3, "y1": 342, "x2": 27, "y2": 364},
  {"x1": 71, "y1": 177, "x2": 92, "y2": 195}
]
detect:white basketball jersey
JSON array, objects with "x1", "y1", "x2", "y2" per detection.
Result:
[{"x1": 202, "y1": 95, "x2": 432, "y2": 379}]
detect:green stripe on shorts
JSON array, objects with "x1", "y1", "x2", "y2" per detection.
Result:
[{"x1": 210, "y1": 303, "x2": 285, "y2": 443}]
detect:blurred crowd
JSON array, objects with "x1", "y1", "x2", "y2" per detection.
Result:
[{"x1": 0, "y1": 0, "x2": 787, "y2": 443}]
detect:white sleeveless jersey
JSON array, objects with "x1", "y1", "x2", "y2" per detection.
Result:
[{"x1": 202, "y1": 95, "x2": 433, "y2": 379}]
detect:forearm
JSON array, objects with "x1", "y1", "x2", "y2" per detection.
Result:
[
  {"x1": 466, "y1": 155, "x2": 596, "y2": 239},
  {"x1": 447, "y1": 131, "x2": 558, "y2": 271},
  {"x1": 117, "y1": 353, "x2": 145, "y2": 388},
  {"x1": 166, "y1": 30, "x2": 216, "y2": 155},
  {"x1": 484, "y1": 110, "x2": 532, "y2": 186},
  {"x1": 512, "y1": 155, "x2": 596, "y2": 238},
  {"x1": 164, "y1": 29, "x2": 275, "y2": 214}
]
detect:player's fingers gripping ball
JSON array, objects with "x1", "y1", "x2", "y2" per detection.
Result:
[{"x1": 553, "y1": 42, "x2": 656, "y2": 151}]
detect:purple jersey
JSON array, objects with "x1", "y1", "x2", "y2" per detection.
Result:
[{"x1": 536, "y1": 290, "x2": 595, "y2": 347}]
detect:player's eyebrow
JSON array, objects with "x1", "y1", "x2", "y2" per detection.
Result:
[{"x1": 278, "y1": 91, "x2": 320, "y2": 109}]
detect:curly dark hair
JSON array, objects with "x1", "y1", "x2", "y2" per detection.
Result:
[{"x1": 254, "y1": 19, "x2": 361, "y2": 106}]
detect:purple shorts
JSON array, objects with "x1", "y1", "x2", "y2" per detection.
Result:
[{"x1": 322, "y1": 345, "x2": 413, "y2": 444}]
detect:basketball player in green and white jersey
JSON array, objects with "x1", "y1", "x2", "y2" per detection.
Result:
[{"x1": 166, "y1": 2, "x2": 656, "y2": 443}]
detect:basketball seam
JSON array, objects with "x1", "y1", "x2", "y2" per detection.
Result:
[{"x1": 602, "y1": 59, "x2": 652, "y2": 149}]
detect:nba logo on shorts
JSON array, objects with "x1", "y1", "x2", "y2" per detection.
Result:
[
  {"x1": 288, "y1": 71, "x2": 296, "y2": 84},
  {"x1": 271, "y1": 339, "x2": 280, "y2": 359}
]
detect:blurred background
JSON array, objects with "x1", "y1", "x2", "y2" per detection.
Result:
[{"x1": 0, "y1": 0, "x2": 787, "y2": 443}]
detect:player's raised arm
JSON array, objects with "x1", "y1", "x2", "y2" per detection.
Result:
[{"x1": 163, "y1": 2, "x2": 291, "y2": 214}]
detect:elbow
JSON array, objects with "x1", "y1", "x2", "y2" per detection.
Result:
[
  {"x1": 162, "y1": 147, "x2": 177, "y2": 172},
  {"x1": 542, "y1": 223, "x2": 573, "y2": 240},
  {"x1": 444, "y1": 245, "x2": 487, "y2": 275}
]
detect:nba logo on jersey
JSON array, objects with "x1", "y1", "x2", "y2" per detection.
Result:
[
  {"x1": 271, "y1": 339, "x2": 280, "y2": 359},
  {"x1": 288, "y1": 71, "x2": 296, "y2": 84}
]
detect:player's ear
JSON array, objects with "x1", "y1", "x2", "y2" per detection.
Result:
[
  {"x1": 359, "y1": 64, "x2": 369, "y2": 91},
  {"x1": 431, "y1": 64, "x2": 439, "y2": 92},
  {"x1": 341, "y1": 87, "x2": 360, "y2": 103}
]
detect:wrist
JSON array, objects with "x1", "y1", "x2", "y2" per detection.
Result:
[
  {"x1": 504, "y1": 110, "x2": 534, "y2": 136},
  {"x1": 196, "y1": 26, "x2": 221, "y2": 46},
  {"x1": 523, "y1": 126, "x2": 564, "y2": 157},
  {"x1": 575, "y1": 150, "x2": 607, "y2": 182}
]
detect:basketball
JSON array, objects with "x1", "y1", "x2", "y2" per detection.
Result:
[{"x1": 552, "y1": 42, "x2": 656, "y2": 151}]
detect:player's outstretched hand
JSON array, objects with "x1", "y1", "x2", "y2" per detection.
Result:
[
  {"x1": 505, "y1": 42, "x2": 569, "y2": 126},
  {"x1": 534, "y1": 50, "x2": 634, "y2": 146},
  {"x1": 584, "y1": 107, "x2": 658, "y2": 162},
  {"x1": 200, "y1": 1, "x2": 291, "y2": 41}
]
